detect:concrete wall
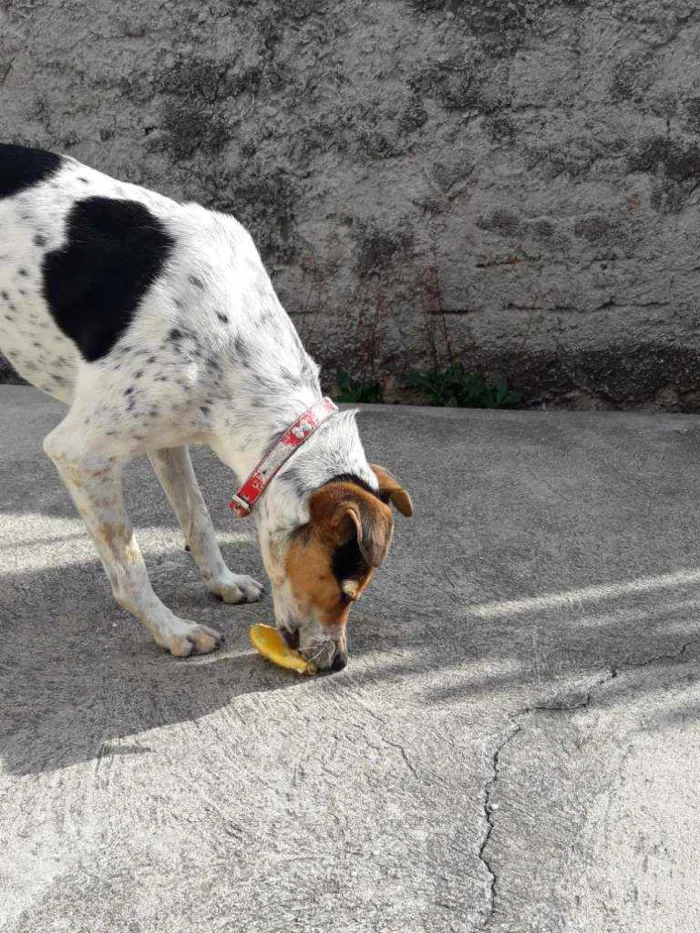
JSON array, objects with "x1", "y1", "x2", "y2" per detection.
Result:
[{"x1": 2, "y1": 0, "x2": 700, "y2": 407}]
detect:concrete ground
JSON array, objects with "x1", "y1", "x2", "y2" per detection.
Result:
[{"x1": 1, "y1": 385, "x2": 700, "y2": 933}]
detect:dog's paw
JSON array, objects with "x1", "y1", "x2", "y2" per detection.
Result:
[
  {"x1": 162, "y1": 620, "x2": 224, "y2": 658},
  {"x1": 209, "y1": 572, "x2": 265, "y2": 605}
]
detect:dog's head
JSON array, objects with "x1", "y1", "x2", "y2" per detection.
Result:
[{"x1": 261, "y1": 464, "x2": 413, "y2": 672}]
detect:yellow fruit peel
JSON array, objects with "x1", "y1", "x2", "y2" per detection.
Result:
[{"x1": 249, "y1": 623, "x2": 317, "y2": 676}]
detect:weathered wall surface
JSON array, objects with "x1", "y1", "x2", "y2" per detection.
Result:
[{"x1": 2, "y1": 0, "x2": 700, "y2": 406}]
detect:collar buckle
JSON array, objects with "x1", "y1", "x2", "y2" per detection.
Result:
[{"x1": 229, "y1": 493, "x2": 252, "y2": 518}]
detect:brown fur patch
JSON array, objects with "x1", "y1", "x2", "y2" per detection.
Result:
[
  {"x1": 285, "y1": 481, "x2": 393, "y2": 625},
  {"x1": 285, "y1": 527, "x2": 363, "y2": 626},
  {"x1": 309, "y1": 481, "x2": 394, "y2": 567},
  {"x1": 370, "y1": 463, "x2": 414, "y2": 517}
]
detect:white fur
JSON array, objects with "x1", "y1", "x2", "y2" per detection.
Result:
[{"x1": 0, "y1": 152, "x2": 376, "y2": 660}]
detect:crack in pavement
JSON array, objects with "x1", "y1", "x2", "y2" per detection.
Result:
[
  {"x1": 477, "y1": 725, "x2": 522, "y2": 929},
  {"x1": 522, "y1": 642, "x2": 691, "y2": 716},
  {"x1": 476, "y1": 641, "x2": 694, "y2": 928},
  {"x1": 381, "y1": 737, "x2": 419, "y2": 779}
]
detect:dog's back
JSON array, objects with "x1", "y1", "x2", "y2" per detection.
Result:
[
  {"x1": 0, "y1": 144, "x2": 303, "y2": 413},
  {"x1": 1, "y1": 146, "x2": 81, "y2": 398},
  {"x1": 0, "y1": 145, "x2": 187, "y2": 400}
]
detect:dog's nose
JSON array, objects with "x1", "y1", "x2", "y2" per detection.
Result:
[{"x1": 330, "y1": 650, "x2": 347, "y2": 673}]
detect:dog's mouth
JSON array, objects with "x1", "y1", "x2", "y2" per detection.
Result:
[
  {"x1": 279, "y1": 626, "x2": 342, "y2": 672},
  {"x1": 280, "y1": 627, "x2": 300, "y2": 650}
]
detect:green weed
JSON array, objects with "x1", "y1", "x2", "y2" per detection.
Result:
[
  {"x1": 407, "y1": 367, "x2": 520, "y2": 408},
  {"x1": 333, "y1": 370, "x2": 385, "y2": 404}
]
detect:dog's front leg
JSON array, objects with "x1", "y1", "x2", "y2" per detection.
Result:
[
  {"x1": 148, "y1": 446, "x2": 264, "y2": 604},
  {"x1": 43, "y1": 425, "x2": 223, "y2": 657}
]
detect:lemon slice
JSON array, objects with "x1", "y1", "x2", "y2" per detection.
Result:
[{"x1": 249, "y1": 624, "x2": 317, "y2": 676}]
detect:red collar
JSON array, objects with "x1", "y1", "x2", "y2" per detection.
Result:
[{"x1": 229, "y1": 397, "x2": 339, "y2": 518}]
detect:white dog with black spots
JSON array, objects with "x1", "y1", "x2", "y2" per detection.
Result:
[{"x1": 0, "y1": 145, "x2": 412, "y2": 671}]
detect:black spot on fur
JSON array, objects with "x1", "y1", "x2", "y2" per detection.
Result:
[
  {"x1": 0, "y1": 145, "x2": 61, "y2": 198},
  {"x1": 42, "y1": 197, "x2": 174, "y2": 362},
  {"x1": 147, "y1": 355, "x2": 156, "y2": 363},
  {"x1": 200, "y1": 405, "x2": 211, "y2": 416},
  {"x1": 1, "y1": 290, "x2": 8, "y2": 301},
  {"x1": 34, "y1": 234, "x2": 46, "y2": 247},
  {"x1": 217, "y1": 312, "x2": 229, "y2": 324},
  {"x1": 255, "y1": 373, "x2": 276, "y2": 391},
  {"x1": 78, "y1": 177, "x2": 89, "y2": 184},
  {"x1": 124, "y1": 386, "x2": 134, "y2": 396},
  {"x1": 134, "y1": 369, "x2": 143, "y2": 379},
  {"x1": 18, "y1": 268, "x2": 27, "y2": 277},
  {"x1": 188, "y1": 275, "x2": 204, "y2": 290},
  {"x1": 233, "y1": 335, "x2": 250, "y2": 361},
  {"x1": 169, "y1": 328, "x2": 183, "y2": 341}
]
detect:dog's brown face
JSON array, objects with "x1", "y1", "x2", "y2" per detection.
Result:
[{"x1": 270, "y1": 465, "x2": 413, "y2": 671}]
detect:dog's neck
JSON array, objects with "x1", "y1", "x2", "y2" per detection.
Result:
[
  {"x1": 202, "y1": 251, "x2": 377, "y2": 531},
  {"x1": 210, "y1": 381, "x2": 377, "y2": 533},
  {"x1": 264, "y1": 406, "x2": 378, "y2": 526}
]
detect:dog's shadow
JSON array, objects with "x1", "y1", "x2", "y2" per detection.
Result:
[
  {"x1": 0, "y1": 542, "x2": 308, "y2": 777},
  {"x1": 0, "y1": 417, "x2": 310, "y2": 774}
]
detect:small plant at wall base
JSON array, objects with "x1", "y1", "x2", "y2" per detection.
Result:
[
  {"x1": 333, "y1": 370, "x2": 385, "y2": 404},
  {"x1": 407, "y1": 367, "x2": 520, "y2": 409},
  {"x1": 412, "y1": 261, "x2": 520, "y2": 409}
]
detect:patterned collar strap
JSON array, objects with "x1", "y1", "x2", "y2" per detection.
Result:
[{"x1": 229, "y1": 397, "x2": 339, "y2": 518}]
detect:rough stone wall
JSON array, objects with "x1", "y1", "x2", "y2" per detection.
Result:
[{"x1": 2, "y1": 0, "x2": 700, "y2": 407}]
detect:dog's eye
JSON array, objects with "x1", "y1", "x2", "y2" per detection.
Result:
[{"x1": 339, "y1": 591, "x2": 351, "y2": 606}]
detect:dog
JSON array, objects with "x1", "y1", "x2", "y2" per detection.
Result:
[{"x1": 0, "y1": 144, "x2": 413, "y2": 671}]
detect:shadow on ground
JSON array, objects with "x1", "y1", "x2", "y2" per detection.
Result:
[
  {"x1": 2, "y1": 389, "x2": 700, "y2": 776},
  {"x1": 2, "y1": 539, "x2": 699, "y2": 775}
]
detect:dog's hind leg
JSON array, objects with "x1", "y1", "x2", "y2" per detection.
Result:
[
  {"x1": 43, "y1": 423, "x2": 224, "y2": 657},
  {"x1": 148, "y1": 446, "x2": 264, "y2": 604}
]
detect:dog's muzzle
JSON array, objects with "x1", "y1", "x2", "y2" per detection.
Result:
[{"x1": 281, "y1": 626, "x2": 347, "y2": 673}]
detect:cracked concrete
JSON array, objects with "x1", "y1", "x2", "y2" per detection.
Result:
[
  {"x1": 2, "y1": 386, "x2": 700, "y2": 931},
  {"x1": 477, "y1": 727, "x2": 520, "y2": 927}
]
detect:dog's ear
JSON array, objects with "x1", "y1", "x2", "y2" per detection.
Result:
[
  {"x1": 370, "y1": 464, "x2": 414, "y2": 517},
  {"x1": 309, "y1": 483, "x2": 394, "y2": 568}
]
